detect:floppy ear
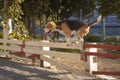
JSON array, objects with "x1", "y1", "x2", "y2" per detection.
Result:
[{"x1": 49, "y1": 21, "x2": 56, "y2": 28}]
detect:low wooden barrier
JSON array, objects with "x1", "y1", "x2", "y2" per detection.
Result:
[
  {"x1": 0, "y1": 39, "x2": 83, "y2": 73},
  {"x1": 0, "y1": 39, "x2": 120, "y2": 79},
  {"x1": 84, "y1": 43, "x2": 120, "y2": 79}
]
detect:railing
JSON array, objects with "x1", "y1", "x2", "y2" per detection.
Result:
[
  {"x1": 0, "y1": 39, "x2": 83, "y2": 73},
  {"x1": 0, "y1": 39, "x2": 120, "y2": 79},
  {"x1": 84, "y1": 43, "x2": 120, "y2": 79}
]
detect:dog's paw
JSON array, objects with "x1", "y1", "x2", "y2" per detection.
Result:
[
  {"x1": 66, "y1": 43, "x2": 72, "y2": 46},
  {"x1": 66, "y1": 44, "x2": 70, "y2": 46}
]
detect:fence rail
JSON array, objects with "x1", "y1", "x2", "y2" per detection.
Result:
[
  {"x1": 84, "y1": 43, "x2": 120, "y2": 50},
  {"x1": 0, "y1": 39, "x2": 120, "y2": 79},
  {"x1": 0, "y1": 39, "x2": 83, "y2": 74},
  {"x1": 85, "y1": 52, "x2": 120, "y2": 58},
  {"x1": 84, "y1": 43, "x2": 120, "y2": 79}
]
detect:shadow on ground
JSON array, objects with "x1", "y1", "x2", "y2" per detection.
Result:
[{"x1": 0, "y1": 58, "x2": 72, "y2": 80}]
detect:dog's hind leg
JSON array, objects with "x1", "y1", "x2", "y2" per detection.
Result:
[
  {"x1": 65, "y1": 36, "x2": 71, "y2": 46},
  {"x1": 72, "y1": 32, "x2": 79, "y2": 43},
  {"x1": 77, "y1": 32, "x2": 84, "y2": 53}
]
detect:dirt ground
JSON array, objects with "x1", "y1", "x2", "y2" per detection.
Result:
[
  {"x1": 56, "y1": 55, "x2": 120, "y2": 80},
  {"x1": 0, "y1": 57, "x2": 101, "y2": 80},
  {"x1": 0, "y1": 52, "x2": 119, "y2": 80},
  {"x1": 98, "y1": 57, "x2": 120, "y2": 79}
]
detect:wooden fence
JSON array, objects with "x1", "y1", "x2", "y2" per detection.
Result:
[
  {"x1": 0, "y1": 39, "x2": 83, "y2": 73},
  {"x1": 0, "y1": 39, "x2": 120, "y2": 79},
  {"x1": 84, "y1": 43, "x2": 120, "y2": 79}
]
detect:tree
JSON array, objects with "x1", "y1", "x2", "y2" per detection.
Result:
[
  {"x1": 97, "y1": 0, "x2": 120, "y2": 17},
  {"x1": 68, "y1": 0, "x2": 96, "y2": 21},
  {"x1": 2, "y1": 0, "x2": 29, "y2": 40},
  {"x1": 21, "y1": 0, "x2": 50, "y2": 37},
  {"x1": 97, "y1": 0, "x2": 120, "y2": 40},
  {"x1": 3, "y1": 0, "x2": 120, "y2": 40}
]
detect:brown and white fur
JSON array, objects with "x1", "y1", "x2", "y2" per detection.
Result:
[{"x1": 44, "y1": 16, "x2": 102, "y2": 46}]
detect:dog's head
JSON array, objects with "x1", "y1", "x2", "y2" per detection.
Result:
[{"x1": 44, "y1": 21, "x2": 56, "y2": 35}]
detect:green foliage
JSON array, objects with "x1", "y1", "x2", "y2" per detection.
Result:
[
  {"x1": 9, "y1": 21, "x2": 30, "y2": 40},
  {"x1": 84, "y1": 34, "x2": 102, "y2": 42},
  {"x1": 2, "y1": 0, "x2": 120, "y2": 40},
  {"x1": 103, "y1": 37, "x2": 120, "y2": 45},
  {"x1": 2, "y1": 0, "x2": 30, "y2": 40},
  {"x1": 97, "y1": 0, "x2": 120, "y2": 18},
  {"x1": 51, "y1": 48, "x2": 80, "y2": 53}
]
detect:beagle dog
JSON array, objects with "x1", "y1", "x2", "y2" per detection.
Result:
[{"x1": 45, "y1": 16, "x2": 101, "y2": 46}]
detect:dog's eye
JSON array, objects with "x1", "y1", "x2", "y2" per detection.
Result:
[
  {"x1": 47, "y1": 25, "x2": 50, "y2": 28},
  {"x1": 46, "y1": 26, "x2": 49, "y2": 28},
  {"x1": 47, "y1": 26, "x2": 51, "y2": 29}
]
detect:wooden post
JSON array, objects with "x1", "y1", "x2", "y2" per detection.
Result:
[
  {"x1": 41, "y1": 40, "x2": 51, "y2": 67},
  {"x1": 84, "y1": 43, "x2": 98, "y2": 73},
  {"x1": 8, "y1": 19, "x2": 12, "y2": 34},
  {"x1": 89, "y1": 44, "x2": 98, "y2": 74}
]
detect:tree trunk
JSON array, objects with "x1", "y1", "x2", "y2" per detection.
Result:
[
  {"x1": 31, "y1": 17, "x2": 35, "y2": 37},
  {"x1": 102, "y1": 17, "x2": 106, "y2": 41},
  {"x1": 3, "y1": 0, "x2": 8, "y2": 49},
  {"x1": 26, "y1": 16, "x2": 31, "y2": 36}
]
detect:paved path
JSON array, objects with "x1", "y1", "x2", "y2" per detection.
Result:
[{"x1": 0, "y1": 58, "x2": 101, "y2": 80}]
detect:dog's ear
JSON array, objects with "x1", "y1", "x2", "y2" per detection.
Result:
[
  {"x1": 49, "y1": 21, "x2": 56, "y2": 28},
  {"x1": 46, "y1": 21, "x2": 56, "y2": 29},
  {"x1": 46, "y1": 23, "x2": 50, "y2": 28}
]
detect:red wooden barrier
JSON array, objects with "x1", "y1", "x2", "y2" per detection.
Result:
[
  {"x1": 92, "y1": 71, "x2": 120, "y2": 76},
  {"x1": 84, "y1": 43, "x2": 120, "y2": 76},
  {"x1": 84, "y1": 52, "x2": 120, "y2": 59},
  {"x1": 84, "y1": 43, "x2": 120, "y2": 50}
]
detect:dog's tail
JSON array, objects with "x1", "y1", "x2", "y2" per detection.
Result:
[{"x1": 88, "y1": 15, "x2": 102, "y2": 27}]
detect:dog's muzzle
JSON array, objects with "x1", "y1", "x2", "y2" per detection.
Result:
[
  {"x1": 44, "y1": 29, "x2": 52, "y2": 35},
  {"x1": 46, "y1": 30, "x2": 52, "y2": 35}
]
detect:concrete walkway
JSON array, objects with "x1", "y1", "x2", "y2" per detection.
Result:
[{"x1": 0, "y1": 58, "x2": 101, "y2": 80}]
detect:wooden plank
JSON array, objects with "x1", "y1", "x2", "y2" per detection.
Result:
[
  {"x1": 6, "y1": 46, "x2": 22, "y2": 52},
  {"x1": 10, "y1": 54, "x2": 32, "y2": 62},
  {"x1": 25, "y1": 41, "x2": 82, "y2": 49},
  {"x1": 0, "y1": 52, "x2": 10, "y2": 57},
  {"x1": 7, "y1": 40, "x2": 23, "y2": 45},
  {"x1": 0, "y1": 44, "x2": 22, "y2": 50},
  {"x1": 9, "y1": 44, "x2": 21, "y2": 48},
  {"x1": 25, "y1": 45, "x2": 42, "y2": 50},
  {"x1": 0, "y1": 45, "x2": 5, "y2": 49},
  {"x1": 24, "y1": 48, "x2": 81, "y2": 61},
  {"x1": 84, "y1": 52, "x2": 120, "y2": 59},
  {"x1": 92, "y1": 71, "x2": 120, "y2": 76},
  {"x1": 0, "y1": 39, "x2": 4, "y2": 43},
  {"x1": 41, "y1": 55, "x2": 82, "y2": 74},
  {"x1": 84, "y1": 43, "x2": 120, "y2": 50},
  {"x1": 96, "y1": 75, "x2": 117, "y2": 80}
]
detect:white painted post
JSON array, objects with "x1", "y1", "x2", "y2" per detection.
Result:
[
  {"x1": 88, "y1": 43, "x2": 98, "y2": 74},
  {"x1": 88, "y1": 44, "x2": 117, "y2": 80},
  {"x1": 8, "y1": 19, "x2": 12, "y2": 34},
  {"x1": 42, "y1": 40, "x2": 51, "y2": 67}
]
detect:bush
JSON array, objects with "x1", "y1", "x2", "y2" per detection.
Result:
[
  {"x1": 51, "y1": 48, "x2": 80, "y2": 53},
  {"x1": 84, "y1": 34, "x2": 102, "y2": 42},
  {"x1": 103, "y1": 37, "x2": 119, "y2": 45}
]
